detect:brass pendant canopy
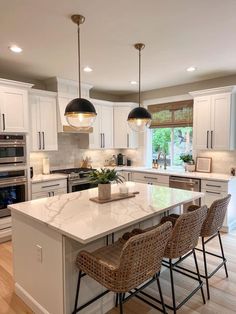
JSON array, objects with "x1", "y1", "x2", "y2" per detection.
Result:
[
  {"x1": 127, "y1": 43, "x2": 152, "y2": 132},
  {"x1": 65, "y1": 14, "x2": 97, "y2": 129}
]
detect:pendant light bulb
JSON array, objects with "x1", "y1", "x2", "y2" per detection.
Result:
[
  {"x1": 127, "y1": 43, "x2": 152, "y2": 132},
  {"x1": 65, "y1": 14, "x2": 97, "y2": 130}
]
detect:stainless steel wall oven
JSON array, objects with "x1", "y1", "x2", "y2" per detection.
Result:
[
  {"x1": 0, "y1": 134, "x2": 26, "y2": 166},
  {"x1": 0, "y1": 169, "x2": 28, "y2": 219}
]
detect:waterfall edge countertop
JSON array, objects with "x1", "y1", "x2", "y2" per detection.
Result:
[
  {"x1": 9, "y1": 182, "x2": 204, "y2": 244},
  {"x1": 31, "y1": 173, "x2": 68, "y2": 183},
  {"x1": 115, "y1": 166, "x2": 235, "y2": 182}
]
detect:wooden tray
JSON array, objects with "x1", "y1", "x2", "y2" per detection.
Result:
[{"x1": 90, "y1": 192, "x2": 138, "y2": 204}]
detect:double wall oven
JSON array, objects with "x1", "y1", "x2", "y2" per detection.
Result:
[{"x1": 0, "y1": 134, "x2": 28, "y2": 238}]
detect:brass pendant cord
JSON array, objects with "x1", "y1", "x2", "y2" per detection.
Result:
[
  {"x1": 77, "y1": 24, "x2": 81, "y2": 98},
  {"x1": 138, "y1": 47, "x2": 141, "y2": 108}
]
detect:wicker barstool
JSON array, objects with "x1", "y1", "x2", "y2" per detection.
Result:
[
  {"x1": 187, "y1": 194, "x2": 231, "y2": 299},
  {"x1": 160, "y1": 206, "x2": 208, "y2": 313},
  {"x1": 72, "y1": 222, "x2": 172, "y2": 314}
]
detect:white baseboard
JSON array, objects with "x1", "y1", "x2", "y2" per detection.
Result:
[{"x1": 15, "y1": 283, "x2": 50, "y2": 314}]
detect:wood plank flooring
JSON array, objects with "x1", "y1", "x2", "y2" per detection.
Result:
[{"x1": 1, "y1": 231, "x2": 236, "y2": 313}]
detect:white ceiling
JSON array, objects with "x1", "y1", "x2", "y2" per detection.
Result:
[{"x1": 1, "y1": 0, "x2": 236, "y2": 95}]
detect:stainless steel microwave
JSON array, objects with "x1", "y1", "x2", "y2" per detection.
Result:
[{"x1": 0, "y1": 134, "x2": 26, "y2": 166}]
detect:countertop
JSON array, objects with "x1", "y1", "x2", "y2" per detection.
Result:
[
  {"x1": 116, "y1": 166, "x2": 234, "y2": 182},
  {"x1": 9, "y1": 182, "x2": 203, "y2": 244},
  {"x1": 31, "y1": 173, "x2": 67, "y2": 183}
]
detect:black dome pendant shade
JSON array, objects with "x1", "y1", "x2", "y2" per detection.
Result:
[
  {"x1": 127, "y1": 43, "x2": 152, "y2": 132},
  {"x1": 65, "y1": 14, "x2": 97, "y2": 129}
]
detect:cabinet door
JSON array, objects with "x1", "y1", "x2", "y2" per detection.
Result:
[
  {"x1": 39, "y1": 96, "x2": 58, "y2": 151},
  {"x1": 211, "y1": 93, "x2": 231, "y2": 150},
  {"x1": 101, "y1": 105, "x2": 113, "y2": 149},
  {"x1": 193, "y1": 96, "x2": 211, "y2": 150},
  {"x1": 113, "y1": 106, "x2": 129, "y2": 148},
  {"x1": 1, "y1": 87, "x2": 28, "y2": 132},
  {"x1": 30, "y1": 96, "x2": 41, "y2": 151},
  {"x1": 89, "y1": 103, "x2": 102, "y2": 149}
]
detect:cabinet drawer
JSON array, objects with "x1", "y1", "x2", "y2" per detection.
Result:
[
  {"x1": 201, "y1": 189, "x2": 227, "y2": 207},
  {"x1": 32, "y1": 188, "x2": 67, "y2": 200},
  {"x1": 32, "y1": 179, "x2": 67, "y2": 194},
  {"x1": 132, "y1": 172, "x2": 169, "y2": 185},
  {"x1": 201, "y1": 180, "x2": 228, "y2": 192}
]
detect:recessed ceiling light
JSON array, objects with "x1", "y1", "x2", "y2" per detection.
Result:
[
  {"x1": 130, "y1": 81, "x2": 138, "y2": 85},
  {"x1": 9, "y1": 45, "x2": 23, "y2": 53},
  {"x1": 186, "y1": 66, "x2": 197, "y2": 72},
  {"x1": 83, "y1": 66, "x2": 93, "y2": 72}
]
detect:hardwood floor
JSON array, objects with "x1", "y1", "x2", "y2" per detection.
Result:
[{"x1": 1, "y1": 231, "x2": 236, "y2": 313}]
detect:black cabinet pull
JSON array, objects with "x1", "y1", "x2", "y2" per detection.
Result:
[
  {"x1": 206, "y1": 130, "x2": 209, "y2": 148},
  {"x1": 38, "y1": 132, "x2": 41, "y2": 150},
  {"x1": 42, "y1": 184, "x2": 60, "y2": 189},
  {"x1": 42, "y1": 132, "x2": 45, "y2": 150},
  {"x1": 206, "y1": 190, "x2": 221, "y2": 195},
  {"x1": 2, "y1": 114, "x2": 5, "y2": 131},
  {"x1": 211, "y1": 131, "x2": 213, "y2": 149}
]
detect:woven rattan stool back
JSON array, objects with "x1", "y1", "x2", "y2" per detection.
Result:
[
  {"x1": 164, "y1": 205, "x2": 208, "y2": 259},
  {"x1": 117, "y1": 221, "x2": 172, "y2": 292},
  {"x1": 201, "y1": 194, "x2": 231, "y2": 237}
]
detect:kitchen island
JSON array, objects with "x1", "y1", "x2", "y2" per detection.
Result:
[{"x1": 9, "y1": 182, "x2": 204, "y2": 314}]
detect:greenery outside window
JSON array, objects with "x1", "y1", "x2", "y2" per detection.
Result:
[{"x1": 148, "y1": 100, "x2": 193, "y2": 166}]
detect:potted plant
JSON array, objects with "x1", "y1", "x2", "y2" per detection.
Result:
[
  {"x1": 89, "y1": 168, "x2": 124, "y2": 200},
  {"x1": 179, "y1": 154, "x2": 195, "y2": 171}
]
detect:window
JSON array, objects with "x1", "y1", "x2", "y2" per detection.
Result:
[
  {"x1": 152, "y1": 127, "x2": 193, "y2": 166},
  {"x1": 148, "y1": 100, "x2": 193, "y2": 166}
]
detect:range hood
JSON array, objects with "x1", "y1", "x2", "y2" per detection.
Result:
[{"x1": 45, "y1": 77, "x2": 93, "y2": 133}]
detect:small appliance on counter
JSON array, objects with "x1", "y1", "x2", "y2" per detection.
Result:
[
  {"x1": 42, "y1": 157, "x2": 50, "y2": 175},
  {"x1": 117, "y1": 153, "x2": 126, "y2": 166}
]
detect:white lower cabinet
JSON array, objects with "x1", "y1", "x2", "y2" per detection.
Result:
[
  {"x1": 132, "y1": 171, "x2": 169, "y2": 186},
  {"x1": 31, "y1": 179, "x2": 67, "y2": 200},
  {"x1": 201, "y1": 179, "x2": 236, "y2": 232},
  {"x1": 117, "y1": 171, "x2": 133, "y2": 181}
]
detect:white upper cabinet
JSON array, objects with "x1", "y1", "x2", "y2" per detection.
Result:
[
  {"x1": 30, "y1": 90, "x2": 58, "y2": 151},
  {"x1": 191, "y1": 86, "x2": 236, "y2": 151},
  {"x1": 0, "y1": 79, "x2": 32, "y2": 133},
  {"x1": 113, "y1": 103, "x2": 138, "y2": 149},
  {"x1": 89, "y1": 99, "x2": 113, "y2": 149}
]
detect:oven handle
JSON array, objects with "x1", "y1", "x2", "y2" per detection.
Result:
[
  {"x1": 0, "y1": 178, "x2": 27, "y2": 187},
  {"x1": 0, "y1": 143, "x2": 26, "y2": 147},
  {"x1": 69, "y1": 180, "x2": 90, "y2": 186}
]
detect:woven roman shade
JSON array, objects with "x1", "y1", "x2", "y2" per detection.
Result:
[{"x1": 148, "y1": 100, "x2": 193, "y2": 128}]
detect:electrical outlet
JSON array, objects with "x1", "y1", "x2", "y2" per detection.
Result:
[{"x1": 36, "y1": 244, "x2": 43, "y2": 263}]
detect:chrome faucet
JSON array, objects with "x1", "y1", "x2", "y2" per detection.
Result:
[{"x1": 157, "y1": 151, "x2": 167, "y2": 170}]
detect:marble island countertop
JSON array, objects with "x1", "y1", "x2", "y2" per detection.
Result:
[
  {"x1": 115, "y1": 166, "x2": 234, "y2": 182},
  {"x1": 9, "y1": 182, "x2": 204, "y2": 244}
]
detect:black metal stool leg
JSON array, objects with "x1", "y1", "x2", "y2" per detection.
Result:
[
  {"x1": 193, "y1": 249, "x2": 206, "y2": 304},
  {"x1": 115, "y1": 293, "x2": 118, "y2": 307},
  {"x1": 218, "y1": 231, "x2": 228, "y2": 278},
  {"x1": 119, "y1": 293, "x2": 124, "y2": 314},
  {"x1": 73, "y1": 270, "x2": 82, "y2": 314},
  {"x1": 169, "y1": 259, "x2": 177, "y2": 314},
  {"x1": 156, "y1": 273, "x2": 167, "y2": 314},
  {"x1": 202, "y1": 237, "x2": 210, "y2": 300}
]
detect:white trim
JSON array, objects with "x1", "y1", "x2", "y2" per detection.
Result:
[
  {"x1": 143, "y1": 94, "x2": 192, "y2": 107},
  {"x1": 29, "y1": 89, "x2": 57, "y2": 97},
  {"x1": 15, "y1": 283, "x2": 50, "y2": 314},
  {"x1": 189, "y1": 85, "x2": 236, "y2": 97},
  {"x1": 0, "y1": 78, "x2": 33, "y2": 89}
]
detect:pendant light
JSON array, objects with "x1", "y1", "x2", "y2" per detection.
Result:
[
  {"x1": 127, "y1": 43, "x2": 152, "y2": 132},
  {"x1": 65, "y1": 15, "x2": 97, "y2": 129}
]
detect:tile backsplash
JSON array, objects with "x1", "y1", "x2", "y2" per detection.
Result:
[
  {"x1": 30, "y1": 133, "x2": 140, "y2": 175},
  {"x1": 196, "y1": 150, "x2": 236, "y2": 174}
]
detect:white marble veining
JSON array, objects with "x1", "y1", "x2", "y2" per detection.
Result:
[
  {"x1": 31, "y1": 173, "x2": 67, "y2": 183},
  {"x1": 117, "y1": 166, "x2": 234, "y2": 182},
  {"x1": 9, "y1": 182, "x2": 204, "y2": 244}
]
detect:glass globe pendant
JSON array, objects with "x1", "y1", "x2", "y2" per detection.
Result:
[
  {"x1": 65, "y1": 14, "x2": 97, "y2": 129},
  {"x1": 127, "y1": 43, "x2": 152, "y2": 132}
]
